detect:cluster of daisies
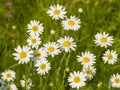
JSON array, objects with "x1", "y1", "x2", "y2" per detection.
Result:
[
  {"x1": 0, "y1": 4, "x2": 119, "y2": 89},
  {"x1": 0, "y1": 70, "x2": 33, "y2": 90}
]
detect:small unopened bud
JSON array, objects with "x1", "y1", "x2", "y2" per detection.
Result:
[
  {"x1": 50, "y1": 30, "x2": 55, "y2": 35},
  {"x1": 97, "y1": 82, "x2": 102, "y2": 87},
  {"x1": 65, "y1": 67, "x2": 70, "y2": 72},
  {"x1": 78, "y1": 8, "x2": 83, "y2": 13},
  {"x1": 12, "y1": 25, "x2": 16, "y2": 30},
  {"x1": 49, "y1": 82, "x2": 54, "y2": 87}
]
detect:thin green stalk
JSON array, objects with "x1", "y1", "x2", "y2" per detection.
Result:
[{"x1": 56, "y1": 53, "x2": 66, "y2": 82}]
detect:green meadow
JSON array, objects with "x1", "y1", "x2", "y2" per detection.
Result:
[{"x1": 0, "y1": 0, "x2": 120, "y2": 90}]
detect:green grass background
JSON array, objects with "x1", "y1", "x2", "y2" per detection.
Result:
[{"x1": 0, "y1": 0, "x2": 120, "y2": 90}]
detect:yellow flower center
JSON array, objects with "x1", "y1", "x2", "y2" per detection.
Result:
[
  {"x1": 20, "y1": 51, "x2": 27, "y2": 58},
  {"x1": 7, "y1": 87, "x2": 13, "y2": 90},
  {"x1": 68, "y1": 20, "x2": 75, "y2": 26},
  {"x1": 25, "y1": 81, "x2": 30, "y2": 86},
  {"x1": 40, "y1": 64, "x2": 46, "y2": 70},
  {"x1": 114, "y1": 78, "x2": 120, "y2": 84},
  {"x1": 87, "y1": 69, "x2": 92, "y2": 75},
  {"x1": 54, "y1": 9, "x2": 60, "y2": 15},
  {"x1": 34, "y1": 51, "x2": 41, "y2": 58},
  {"x1": 63, "y1": 41, "x2": 71, "y2": 47},
  {"x1": 100, "y1": 37, "x2": 107, "y2": 43},
  {"x1": 6, "y1": 73, "x2": 12, "y2": 78},
  {"x1": 83, "y1": 57, "x2": 90, "y2": 63},
  {"x1": 107, "y1": 54, "x2": 113, "y2": 60},
  {"x1": 32, "y1": 25, "x2": 38, "y2": 32},
  {"x1": 31, "y1": 38, "x2": 37, "y2": 44},
  {"x1": 74, "y1": 76, "x2": 81, "y2": 83},
  {"x1": 48, "y1": 47, "x2": 54, "y2": 52}
]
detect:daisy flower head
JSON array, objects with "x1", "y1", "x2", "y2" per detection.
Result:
[
  {"x1": 61, "y1": 16, "x2": 81, "y2": 31},
  {"x1": 12, "y1": 46, "x2": 33, "y2": 64},
  {"x1": 82, "y1": 66, "x2": 96, "y2": 80},
  {"x1": 5, "y1": 84, "x2": 18, "y2": 90},
  {"x1": 102, "y1": 49, "x2": 118, "y2": 65},
  {"x1": 35, "y1": 59, "x2": 51, "y2": 75},
  {"x1": 110, "y1": 73, "x2": 120, "y2": 88},
  {"x1": 57, "y1": 36, "x2": 77, "y2": 52},
  {"x1": 27, "y1": 20, "x2": 44, "y2": 36},
  {"x1": 68, "y1": 71, "x2": 87, "y2": 89},
  {"x1": 77, "y1": 51, "x2": 96, "y2": 68},
  {"x1": 44, "y1": 42, "x2": 61, "y2": 57},
  {"x1": 1, "y1": 70, "x2": 15, "y2": 82},
  {"x1": 20, "y1": 78, "x2": 33, "y2": 90},
  {"x1": 27, "y1": 34, "x2": 41, "y2": 49},
  {"x1": 47, "y1": 4, "x2": 66, "y2": 20},
  {"x1": 33, "y1": 47, "x2": 48, "y2": 61},
  {"x1": 94, "y1": 32, "x2": 114, "y2": 48}
]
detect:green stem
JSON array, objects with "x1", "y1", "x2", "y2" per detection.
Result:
[
  {"x1": 56, "y1": 53, "x2": 66, "y2": 82},
  {"x1": 62, "y1": 53, "x2": 71, "y2": 88}
]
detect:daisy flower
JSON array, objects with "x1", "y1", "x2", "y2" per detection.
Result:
[
  {"x1": 35, "y1": 59, "x2": 51, "y2": 75},
  {"x1": 110, "y1": 73, "x2": 120, "y2": 88},
  {"x1": 33, "y1": 47, "x2": 47, "y2": 61},
  {"x1": 102, "y1": 49, "x2": 118, "y2": 64},
  {"x1": 57, "y1": 36, "x2": 77, "y2": 52},
  {"x1": 82, "y1": 66, "x2": 96, "y2": 80},
  {"x1": 5, "y1": 84, "x2": 18, "y2": 90},
  {"x1": 44, "y1": 42, "x2": 61, "y2": 57},
  {"x1": 47, "y1": 4, "x2": 66, "y2": 20},
  {"x1": 94, "y1": 32, "x2": 114, "y2": 48},
  {"x1": 77, "y1": 51, "x2": 96, "y2": 68},
  {"x1": 12, "y1": 46, "x2": 33, "y2": 64},
  {"x1": 1, "y1": 70, "x2": 15, "y2": 82},
  {"x1": 68, "y1": 71, "x2": 87, "y2": 89},
  {"x1": 61, "y1": 16, "x2": 81, "y2": 31},
  {"x1": 20, "y1": 78, "x2": 33, "y2": 90},
  {"x1": 27, "y1": 20, "x2": 44, "y2": 36},
  {"x1": 27, "y1": 34, "x2": 41, "y2": 49}
]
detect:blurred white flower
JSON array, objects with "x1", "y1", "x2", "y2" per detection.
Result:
[
  {"x1": 44, "y1": 42, "x2": 61, "y2": 57},
  {"x1": 110, "y1": 73, "x2": 120, "y2": 88},
  {"x1": 68, "y1": 71, "x2": 87, "y2": 89},
  {"x1": 27, "y1": 20, "x2": 44, "y2": 36},
  {"x1": 13, "y1": 46, "x2": 33, "y2": 64},
  {"x1": 47, "y1": 4, "x2": 66, "y2": 20},
  {"x1": 61, "y1": 16, "x2": 81, "y2": 31},
  {"x1": 2, "y1": 70, "x2": 16, "y2": 82},
  {"x1": 35, "y1": 59, "x2": 51, "y2": 75},
  {"x1": 102, "y1": 49, "x2": 118, "y2": 64},
  {"x1": 94, "y1": 32, "x2": 114, "y2": 48},
  {"x1": 57, "y1": 36, "x2": 76, "y2": 52}
]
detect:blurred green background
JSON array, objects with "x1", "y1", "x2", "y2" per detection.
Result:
[{"x1": 0, "y1": 0, "x2": 120, "y2": 90}]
